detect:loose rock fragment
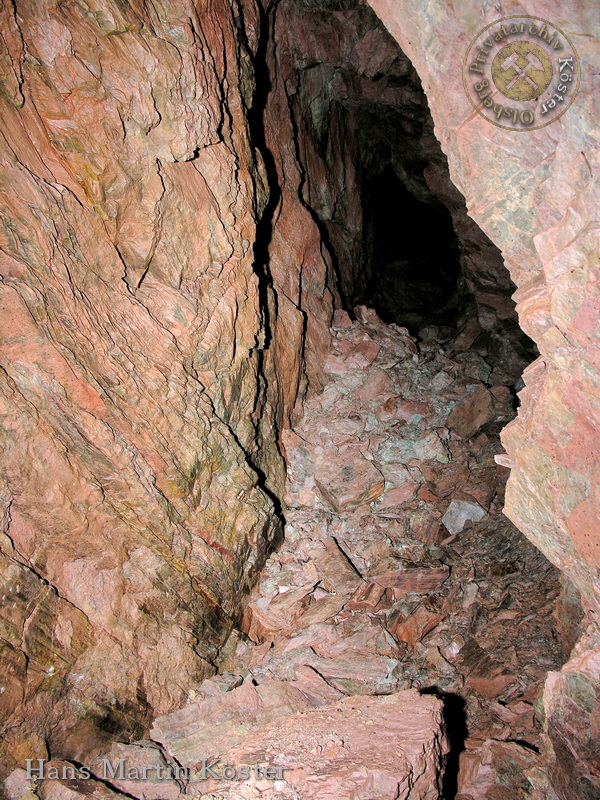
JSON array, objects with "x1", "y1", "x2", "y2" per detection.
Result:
[
  {"x1": 442, "y1": 499, "x2": 486, "y2": 535},
  {"x1": 447, "y1": 384, "x2": 495, "y2": 440}
]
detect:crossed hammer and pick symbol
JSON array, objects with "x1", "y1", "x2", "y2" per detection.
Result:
[{"x1": 501, "y1": 50, "x2": 545, "y2": 90}]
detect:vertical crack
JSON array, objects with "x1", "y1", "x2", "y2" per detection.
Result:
[
  {"x1": 238, "y1": 0, "x2": 281, "y2": 350},
  {"x1": 231, "y1": 0, "x2": 287, "y2": 526}
]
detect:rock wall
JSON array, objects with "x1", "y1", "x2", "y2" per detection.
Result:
[
  {"x1": 0, "y1": 0, "x2": 331, "y2": 773},
  {"x1": 366, "y1": 0, "x2": 599, "y2": 796},
  {"x1": 367, "y1": 0, "x2": 599, "y2": 612}
]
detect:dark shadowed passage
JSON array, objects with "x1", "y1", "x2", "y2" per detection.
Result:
[{"x1": 362, "y1": 163, "x2": 464, "y2": 328}]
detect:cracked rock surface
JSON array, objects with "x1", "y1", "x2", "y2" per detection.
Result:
[
  {"x1": 0, "y1": 0, "x2": 334, "y2": 771},
  {"x1": 227, "y1": 309, "x2": 574, "y2": 798},
  {"x1": 1, "y1": 0, "x2": 598, "y2": 795}
]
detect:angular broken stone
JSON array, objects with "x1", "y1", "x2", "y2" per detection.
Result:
[
  {"x1": 331, "y1": 309, "x2": 354, "y2": 329},
  {"x1": 457, "y1": 738, "x2": 550, "y2": 800},
  {"x1": 457, "y1": 639, "x2": 518, "y2": 700},
  {"x1": 308, "y1": 649, "x2": 399, "y2": 695},
  {"x1": 346, "y1": 581, "x2": 389, "y2": 612},
  {"x1": 446, "y1": 383, "x2": 495, "y2": 441},
  {"x1": 313, "y1": 537, "x2": 364, "y2": 594},
  {"x1": 89, "y1": 743, "x2": 181, "y2": 799},
  {"x1": 389, "y1": 604, "x2": 445, "y2": 647},
  {"x1": 186, "y1": 691, "x2": 448, "y2": 800},
  {"x1": 241, "y1": 584, "x2": 314, "y2": 643},
  {"x1": 295, "y1": 591, "x2": 348, "y2": 628},
  {"x1": 376, "y1": 481, "x2": 420, "y2": 508},
  {"x1": 442, "y1": 499, "x2": 486, "y2": 535},
  {"x1": 372, "y1": 566, "x2": 450, "y2": 594},
  {"x1": 314, "y1": 446, "x2": 385, "y2": 512}
]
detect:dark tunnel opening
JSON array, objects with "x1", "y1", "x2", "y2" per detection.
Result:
[
  {"x1": 361, "y1": 163, "x2": 466, "y2": 330},
  {"x1": 277, "y1": 0, "x2": 538, "y2": 386}
]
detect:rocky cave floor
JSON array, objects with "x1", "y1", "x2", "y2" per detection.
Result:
[{"x1": 7, "y1": 308, "x2": 580, "y2": 800}]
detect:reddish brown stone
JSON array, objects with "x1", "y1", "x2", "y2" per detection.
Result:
[
  {"x1": 0, "y1": 0, "x2": 595, "y2": 791},
  {"x1": 181, "y1": 691, "x2": 448, "y2": 799},
  {"x1": 458, "y1": 639, "x2": 518, "y2": 700},
  {"x1": 314, "y1": 448, "x2": 385, "y2": 512},
  {"x1": 447, "y1": 384, "x2": 495, "y2": 441},
  {"x1": 346, "y1": 582, "x2": 390, "y2": 612},
  {"x1": 457, "y1": 739, "x2": 551, "y2": 799},
  {"x1": 377, "y1": 481, "x2": 420, "y2": 507},
  {"x1": 314, "y1": 538, "x2": 364, "y2": 595},
  {"x1": 389, "y1": 604, "x2": 444, "y2": 647},
  {"x1": 416, "y1": 520, "x2": 446, "y2": 545},
  {"x1": 332, "y1": 309, "x2": 354, "y2": 329},
  {"x1": 241, "y1": 584, "x2": 314, "y2": 643},
  {"x1": 373, "y1": 567, "x2": 450, "y2": 593},
  {"x1": 418, "y1": 486, "x2": 440, "y2": 502}
]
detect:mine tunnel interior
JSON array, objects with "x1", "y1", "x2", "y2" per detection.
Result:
[
  {"x1": 286, "y1": 0, "x2": 538, "y2": 378},
  {"x1": 0, "y1": 0, "x2": 590, "y2": 796}
]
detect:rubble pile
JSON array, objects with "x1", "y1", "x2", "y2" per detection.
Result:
[
  {"x1": 6, "y1": 308, "x2": 578, "y2": 800},
  {"x1": 219, "y1": 307, "x2": 571, "y2": 797}
]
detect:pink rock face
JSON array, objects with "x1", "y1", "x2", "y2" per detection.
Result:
[
  {"x1": 154, "y1": 690, "x2": 447, "y2": 800},
  {"x1": 0, "y1": 0, "x2": 333, "y2": 773},
  {"x1": 542, "y1": 634, "x2": 600, "y2": 799},
  {"x1": 14, "y1": 762, "x2": 130, "y2": 800},
  {"x1": 88, "y1": 744, "x2": 181, "y2": 800},
  {"x1": 2, "y1": 306, "x2": 578, "y2": 797}
]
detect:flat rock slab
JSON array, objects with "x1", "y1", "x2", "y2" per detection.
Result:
[
  {"x1": 314, "y1": 445, "x2": 385, "y2": 512},
  {"x1": 185, "y1": 690, "x2": 447, "y2": 800},
  {"x1": 372, "y1": 566, "x2": 450, "y2": 593},
  {"x1": 151, "y1": 678, "x2": 323, "y2": 766},
  {"x1": 313, "y1": 538, "x2": 364, "y2": 594}
]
